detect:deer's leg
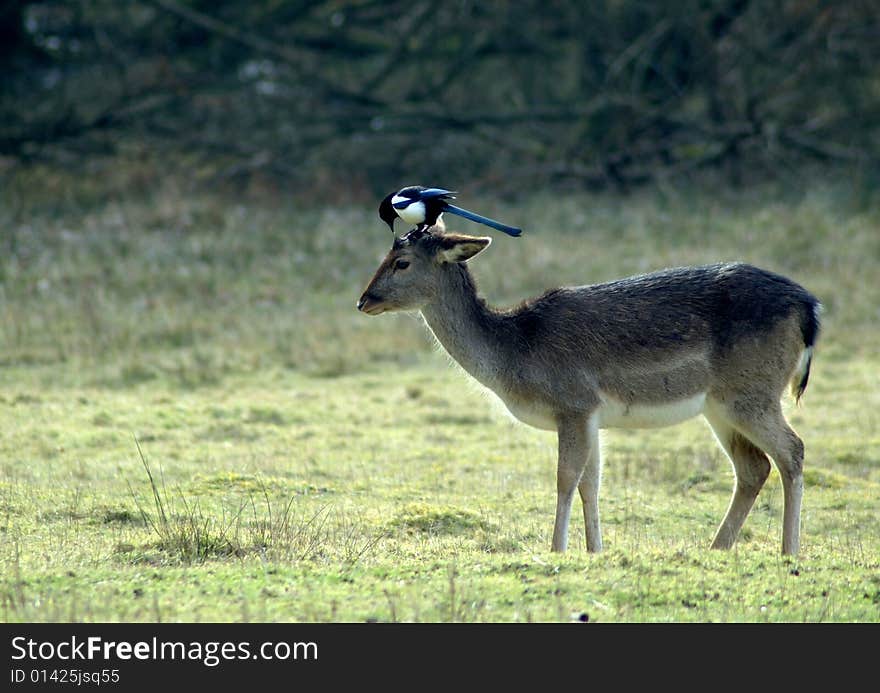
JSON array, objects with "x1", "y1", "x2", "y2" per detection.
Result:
[
  {"x1": 551, "y1": 412, "x2": 595, "y2": 553},
  {"x1": 710, "y1": 399, "x2": 805, "y2": 555},
  {"x1": 704, "y1": 408, "x2": 771, "y2": 550},
  {"x1": 737, "y1": 413, "x2": 804, "y2": 555},
  {"x1": 577, "y1": 415, "x2": 602, "y2": 552}
]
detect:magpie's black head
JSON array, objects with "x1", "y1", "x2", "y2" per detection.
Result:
[
  {"x1": 395, "y1": 186, "x2": 423, "y2": 200},
  {"x1": 378, "y1": 193, "x2": 397, "y2": 232}
]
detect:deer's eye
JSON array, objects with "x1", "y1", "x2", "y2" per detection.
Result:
[{"x1": 394, "y1": 259, "x2": 410, "y2": 271}]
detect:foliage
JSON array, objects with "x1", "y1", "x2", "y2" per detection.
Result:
[{"x1": 2, "y1": 0, "x2": 879, "y2": 194}]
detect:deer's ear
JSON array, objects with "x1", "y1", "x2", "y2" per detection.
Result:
[{"x1": 436, "y1": 234, "x2": 492, "y2": 264}]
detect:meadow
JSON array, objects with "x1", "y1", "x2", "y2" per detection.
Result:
[{"x1": 1, "y1": 167, "x2": 879, "y2": 622}]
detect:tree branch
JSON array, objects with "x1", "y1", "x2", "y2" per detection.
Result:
[{"x1": 146, "y1": 0, "x2": 385, "y2": 107}]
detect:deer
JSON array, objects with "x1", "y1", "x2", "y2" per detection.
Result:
[{"x1": 357, "y1": 225, "x2": 821, "y2": 555}]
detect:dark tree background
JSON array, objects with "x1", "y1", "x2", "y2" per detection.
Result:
[{"x1": 2, "y1": 0, "x2": 879, "y2": 197}]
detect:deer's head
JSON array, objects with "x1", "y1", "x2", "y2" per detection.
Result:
[{"x1": 357, "y1": 228, "x2": 491, "y2": 315}]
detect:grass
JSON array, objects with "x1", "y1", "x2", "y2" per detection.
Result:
[{"x1": 1, "y1": 166, "x2": 879, "y2": 622}]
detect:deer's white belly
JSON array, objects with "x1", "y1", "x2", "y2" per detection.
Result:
[
  {"x1": 496, "y1": 390, "x2": 706, "y2": 433},
  {"x1": 501, "y1": 399, "x2": 558, "y2": 431},
  {"x1": 598, "y1": 392, "x2": 706, "y2": 429}
]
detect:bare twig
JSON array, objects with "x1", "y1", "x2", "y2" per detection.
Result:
[{"x1": 146, "y1": 0, "x2": 384, "y2": 107}]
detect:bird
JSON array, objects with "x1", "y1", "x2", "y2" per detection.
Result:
[{"x1": 378, "y1": 186, "x2": 522, "y2": 237}]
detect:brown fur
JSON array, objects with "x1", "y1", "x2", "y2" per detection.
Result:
[{"x1": 358, "y1": 229, "x2": 820, "y2": 554}]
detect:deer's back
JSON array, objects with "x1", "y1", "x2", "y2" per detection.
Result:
[
  {"x1": 491, "y1": 262, "x2": 818, "y2": 416},
  {"x1": 504, "y1": 262, "x2": 816, "y2": 358}
]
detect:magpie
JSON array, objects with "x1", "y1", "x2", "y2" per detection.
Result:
[{"x1": 378, "y1": 186, "x2": 522, "y2": 236}]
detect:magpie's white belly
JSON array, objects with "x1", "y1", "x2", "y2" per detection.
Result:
[{"x1": 392, "y1": 197, "x2": 426, "y2": 225}]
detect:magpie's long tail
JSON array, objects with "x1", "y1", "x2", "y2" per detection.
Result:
[{"x1": 443, "y1": 204, "x2": 522, "y2": 237}]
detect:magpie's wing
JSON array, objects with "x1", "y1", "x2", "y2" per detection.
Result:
[{"x1": 418, "y1": 188, "x2": 457, "y2": 200}]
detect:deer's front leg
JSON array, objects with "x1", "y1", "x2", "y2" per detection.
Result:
[
  {"x1": 551, "y1": 412, "x2": 596, "y2": 552},
  {"x1": 577, "y1": 414, "x2": 602, "y2": 552}
]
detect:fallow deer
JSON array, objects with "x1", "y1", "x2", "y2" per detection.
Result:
[{"x1": 357, "y1": 226, "x2": 820, "y2": 554}]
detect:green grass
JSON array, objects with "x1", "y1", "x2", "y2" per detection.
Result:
[{"x1": 1, "y1": 170, "x2": 879, "y2": 622}]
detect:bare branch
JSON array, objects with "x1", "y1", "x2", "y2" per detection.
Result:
[{"x1": 146, "y1": 0, "x2": 385, "y2": 107}]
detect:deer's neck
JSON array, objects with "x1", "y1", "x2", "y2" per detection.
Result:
[{"x1": 419, "y1": 264, "x2": 506, "y2": 387}]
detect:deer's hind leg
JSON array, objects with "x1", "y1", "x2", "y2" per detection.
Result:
[
  {"x1": 736, "y1": 409, "x2": 804, "y2": 555},
  {"x1": 704, "y1": 409, "x2": 771, "y2": 550},
  {"x1": 706, "y1": 397, "x2": 804, "y2": 555}
]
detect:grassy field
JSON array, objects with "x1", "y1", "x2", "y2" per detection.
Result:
[{"x1": 1, "y1": 168, "x2": 879, "y2": 622}]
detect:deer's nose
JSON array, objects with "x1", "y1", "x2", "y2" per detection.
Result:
[{"x1": 357, "y1": 292, "x2": 384, "y2": 315}]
